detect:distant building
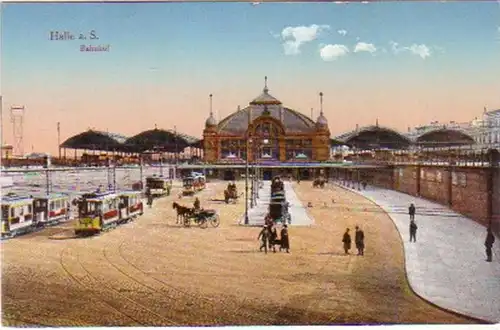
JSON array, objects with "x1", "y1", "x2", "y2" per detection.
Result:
[
  {"x1": 1, "y1": 145, "x2": 13, "y2": 158},
  {"x1": 468, "y1": 107, "x2": 500, "y2": 149}
]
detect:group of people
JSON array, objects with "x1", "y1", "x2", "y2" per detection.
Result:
[
  {"x1": 342, "y1": 226, "x2": 365, "y2": 256},
  {"x1": 258, "y1": 224, "x2": 290, "y2": 254}
]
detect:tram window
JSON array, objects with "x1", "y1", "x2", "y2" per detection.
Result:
[
  {"x1": 50, "y1": 202, "x2": 54, "y2": 211},
  {"x1": 27, "y1": 205, "x2": 32, "y2": 214},
  {"x1": 10, "y1": 208, "x2": 14, "y2": 218},
  {"x1": 19, "y1": 207, "x2": 24, "y2": 216}
]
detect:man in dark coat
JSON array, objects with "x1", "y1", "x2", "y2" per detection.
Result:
[
  {"x1": 146, "y1": 188, "x2": 153, "y2": 208},
  {"x1": 258, "y1": 225, "x2": 270, "y2": 254},
  {"x1": 409, "y1": 220, "x2": 418, "y2": 242},
  {"x1": 409, "y1": 203, "x2": 416, "y2": 221},
  {"x1": 342, "y1": 228, "x2": 351, "y2": 255},
  {"x1": 280, "y1": 224, "x2": 290, "y2": 253},
  {"x1": 269, "y1": 226, "x2": 279, "y2": 253},
  {"x1": 355, "y1": 226, "x2": 365, "y2": 256},
  {"x1": 485, "y1": 227, "x2": 496, "y2": 262},
  {"x1": 193, "y1": 197, "x2": 201, "y2": 211}
]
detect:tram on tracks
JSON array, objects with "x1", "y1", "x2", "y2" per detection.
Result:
[
  {"x1": 1, "y1": 193, "x2": 73, "y2": 238},
  {"x1": 145, "y1": 175, "x2": 171, "y2": 197},
  {"x1": 33, "y1": 193, "x2": 71, "y2": 227},
  {"x1": 1, "y1": 195, "x2": 35, "y2": 238},
  {"x1": 182, "y1": 173, "x2": 206, "y2": 196},
  {"x1": 74, "y1": 190, "x2": 143, "y2": 236}
]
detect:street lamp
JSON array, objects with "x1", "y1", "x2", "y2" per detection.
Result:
[{"x1": 244, "y1": 135, "x2": 250, "y2": 225}]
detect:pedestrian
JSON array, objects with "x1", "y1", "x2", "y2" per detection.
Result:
[
  {"x1": 342, "y1": 228, "x2": 351, "y2": 255},
  {"x1": 409, "y1": 203, "x2": 416, "y2": 221},
  {"x1": 409, "y1": 220, "x2": 418, "y2": 242},
  {"x1": 146, "y1": 189, "x2": 153, "y2": 208},
  {"x1": 355, "y1": 226, "x2": 365, "y2": 256},
  {"x1": 258, "y1": 225, "x2": 270, "y2": 254},
  {"x1": 269, "y1": 226, "x2": 278, "y2": 253},
  {"x1": 485, "y1": 227, "x2": 496, "y2": 262},
  {"x1": 280, "y1": 224, "x2": 290, "y2": 253}
]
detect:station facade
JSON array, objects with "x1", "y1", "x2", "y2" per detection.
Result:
[{"x1": 202, "y1": 78, "x2": 331, "y2": 165}]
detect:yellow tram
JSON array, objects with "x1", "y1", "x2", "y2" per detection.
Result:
[
  {"x1": 1, "y1": 195, "x2": 35, "y2": 238},
  {"x1": 74, "y1": 191, "x2": 143, "y2": 236}
]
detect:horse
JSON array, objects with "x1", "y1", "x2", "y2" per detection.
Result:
[
  {"x1": 172, "y1": 202, "x2": 192, "y2": 224},
  {"x1": 224, "y1": 190, "x2": 243, "y2": 204}
]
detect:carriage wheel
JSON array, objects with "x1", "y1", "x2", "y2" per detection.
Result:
[
  {"x1": 210, "y1": 214, "x2": 220, "y2": 228},
  {"x1": 199, "y1": 218, "x2": 208, "y2": 229},
  {"x1": 183, "y1": 217, "x2": 191, "y2": 227}
]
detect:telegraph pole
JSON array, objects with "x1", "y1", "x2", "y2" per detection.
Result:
[{"x1": 57, "y1": 122, "x2": 61, "y2": 159}]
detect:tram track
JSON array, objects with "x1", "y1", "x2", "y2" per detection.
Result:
[
  {"x1": 114, "y1": 238, "x2": 281, "y2": 325},
  {"x1": 58, "y1": 246, "x2": 178, "y2": 326}
]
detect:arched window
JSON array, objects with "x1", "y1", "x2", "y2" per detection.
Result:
[{"x1": 252, "y1": 121, "x2": 281, "y2": 160}]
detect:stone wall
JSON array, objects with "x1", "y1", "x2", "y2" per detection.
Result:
[{"x1": 361, "y1": 164, "x2": 499, "y2": 232}]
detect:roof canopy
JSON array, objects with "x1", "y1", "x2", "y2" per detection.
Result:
[
  {"x1": 415, "y1": 128, "x2": 475, "y2": 147},
  {"x1": 60, "y1": 130, "x2": 128, "y2": 151},
  {"x1": 125, "y1": 129, "x2": 194, "y2": 152},
  {"x1": 61, "y1": 128, "x2": 201, "y2": 152},
  {"x1": 338, "y1": 125, "x2": 412, "y2": 150}
]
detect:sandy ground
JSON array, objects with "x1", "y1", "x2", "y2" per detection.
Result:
[{"x1": 1, "y1": 181, "x2": 474, "y2": 326}]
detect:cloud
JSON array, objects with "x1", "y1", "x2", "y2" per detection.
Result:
[
  {"x1": 319, "y1": 44, "x2": 349, "y2": 61},
  {"x1": 280, "y1": 24, "x2": 330, "y2": 55},
  {"x1": 406, "y1": 44, "x2": 431, "y2": 59},
  {"x1": 354, "y1": 42, "x2": 376, "y2": 53},
  {"x1": 389, "y1": 41, "x2": 432, "y2": 59},
  {"x1": 337, "y1": 29, "x2": 347, "y2": 36}
]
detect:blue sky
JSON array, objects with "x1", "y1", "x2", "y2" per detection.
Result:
[{"x1": 2, "y1": 1, "x2": 499, "y2": 84}]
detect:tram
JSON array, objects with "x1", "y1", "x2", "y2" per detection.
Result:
[
  {"x1": 74, "y1": 191, "x2": 143, "y2": 236},
  {"x1": 145, "y1": 175, "x2": 171, "y2": 197},
  {"x1": 118, "y1": 191, "x2": 144, "y2": 223},
  {"x1": 1, "y1": 195, "x2": 35, "y2": 238},
  {"x1": 33, "y1": 193, "x2": 71, "y2": 227}
]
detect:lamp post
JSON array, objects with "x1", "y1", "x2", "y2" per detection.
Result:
[{"x1": 244, "y1": 136, "x2": 250, "y2": 225}]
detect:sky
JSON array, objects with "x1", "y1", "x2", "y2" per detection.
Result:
[{"x1": 1, "y1": 1, "x2": 500, "y2": 155}]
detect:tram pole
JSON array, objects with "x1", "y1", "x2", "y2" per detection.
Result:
[
  {"x1": 244, "y1": 139, "x2": 249, "y2": 225},
  {"x1": 139, "y1": 154, "x2": 143, "y2": 190},
  {"x1": 45, "y1": 169, "x2": 50, "y2": 195},
  {"x1": 113, "y1": 162, "x2": 117, "y2": 192},
  {"x1": 160, "y1": 153, "x2": 163, "y2": 177}
]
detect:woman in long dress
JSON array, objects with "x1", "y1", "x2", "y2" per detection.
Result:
[
  {"x1": 280, "y1": 224, "x2": 290, "y2": 253},
  {"x1": 342, "y1": 228, "x2": 351, "y2": 255}
]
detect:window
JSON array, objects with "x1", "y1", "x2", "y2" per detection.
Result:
[
  {"x1": 452, "y1": 172, "x2": 458, "y2": 186},
  {"x1": 436, "y1": 171, "x2": 442, "y2": 183},
  {"x1": 50, "y1": 202, "x2": 54, "y2": 211},
  {"x1": 459, "y1": 173, "x2": 467, "y2": 187}
]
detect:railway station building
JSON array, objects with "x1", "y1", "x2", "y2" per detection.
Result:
[{"x1": 202, "y1": 78, "x2": 331, "y2": 164}]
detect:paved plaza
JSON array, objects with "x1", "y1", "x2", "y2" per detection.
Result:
[
  {"x1": 243, "y1": 181, "x2": 313, "y2": 227},
  {"x1": 335, "y1": 181, "x2": 500, "y2": 323}
]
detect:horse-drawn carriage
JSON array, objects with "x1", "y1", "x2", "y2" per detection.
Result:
[
  {"x1": 224, "y1": 182, "x2": 240, "y2": 203},
  {"x1": 183, "y1": 209, "x2": 220, "y2": 228},
  {"x1": 268, "y1": 193, "x2": 291, "y2": 225},
  {"x1": 172, "y1": 202, "x2": 220, "y2": 228},
  {"x1": 268, "y1": 176, "x2": 291, "y2": 224},
  {"x1": 271, "y1": 176, "x2": 284, "y2": 194},
  {"x1": 312, "y1": 176, "x2": 326, "y2": 188}
]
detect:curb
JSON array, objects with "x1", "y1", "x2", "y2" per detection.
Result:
[{"x1": 331, "y1": 182, "x2": 493, "y2": 325}]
